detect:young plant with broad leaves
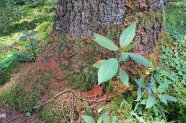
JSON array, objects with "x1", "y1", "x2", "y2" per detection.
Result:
[
  {"x1": 19, "y1": 30, "x2": 39, "y2": 61},
  {"x1": 93, "y1": 23, "x2": 149, "y2": 86},
  {"x1": 82, "y1": 112, "x2": 123, "y2": 123},
  {"x1": 131, "y1": 77, "x2": 177, "y2": 122},
  {"x1": 135, "y1": 77, "x2": 177, "y2": 110}
]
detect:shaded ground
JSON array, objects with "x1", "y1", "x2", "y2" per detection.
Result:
[
  {"x1": 0, "y1": 0, "x2": 185, "y2": 123},
  {"x1": 0, "y1": 108, "x2": 39, "y2": 123},
  {"x1": 0, "y1": 0, "x2": 56, "y2": 84}
]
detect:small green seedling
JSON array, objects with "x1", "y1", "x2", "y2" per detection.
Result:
[
  {"x1": 93, "y1": 23, "x2": 149, "y2": 86},
  {"x1": 19, "y1": 30, "x2": 39, "y2": 61}
]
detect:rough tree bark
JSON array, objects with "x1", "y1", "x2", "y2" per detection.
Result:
[
  {"x1": 56, "y1": 0, "x2": 128, "y2": 37},
  {"x1": 52, "y1": 0, "x2": 164, "y2": 53},
  {"x1": 41, "y1": 0, "x2": 165, "y2": 65}
]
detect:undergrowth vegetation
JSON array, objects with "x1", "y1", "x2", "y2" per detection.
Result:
[
  {"x1": 0, "y1": 0, "x2": 56, "y2": 84},
  {"x1": 0, "y1": 0, "x2": 185, "y2": 123}
]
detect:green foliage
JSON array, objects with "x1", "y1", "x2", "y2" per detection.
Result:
[
  {"x1": 156, "y1": 35, "x2": 186, "y2": 122},
  {"x1": 19, "y1": 30, "x2": 39, "y2": 60},
  {"x1": 145, "y1": 96, "x2": 156, "y2": 109},
  {"x1": 125, "y1": 76, "x2": 177, "y2": 122},
  {"x1": 165, "y1": 1, "x2": 186, "y2": 35},
  {"x1": 65, "y1": 67, "x2": 97, "y2": 92},
  {"x1": 120, "y1": 23, "x2": 136, "y2": 47},
  {"x1": 2, "y1": 84, "x2": 44, "y2": 112},
  {"x1": 93, "y1": 23, "x2": 149, "y2": 86},
  {"x1": 39, "y1": 99, "x2": 66, "y2": 123},
  {"x1": 5, "y1": 0, "x2": 36, "y2": 6},
  {"x1": 126, "y1": 53, "x2": 149, "y2": 66},
  {"x1": 127, "y1": 33, "x2": 186, "y2": 122},
  {"x1": 0, "y1": 63, "x2": 16, "y2": 85},
  {"x1": 119, "y1": 53, "x2": 129, "y2": 62},
  {"x1": 93, "y1": 33, "x2": 119, "y2": 51},
  {"x1": 93, "y1": 60, "x2": 107, "y2": 68},
  {"x1": 82, "y1": 115, "x2": 96, "y2": 123},
  {"x1": 0, "y1": 54, "x2": 15, "y2": 69},
  {"x1": 119, "y1": 69, "x2": 129, "y2": 86},
  {"x1": 1, "y1": 68, "x2": 53, "y2": 112},
  {"x1": 97, "y1": 58, "x2": 118, "y2": 84},
  {"x1": 109, "y1": 95, "x2": 133, "y2": 121},
  {"x1": 0, "y1": 1, "x2": 55, "y2": 85},
  {"x1": 84, "y1": 99, "x2": 93, "y2": 115},
  {"x1": 82, "y1": 111, "x2": 123, "y2": 123}
]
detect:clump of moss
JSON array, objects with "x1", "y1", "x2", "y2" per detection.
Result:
[
  {"x1": 65, "y1": 67, "x2": 97, "y2": 92},
  {"x1": 1, "y1": 63, "x2": 57, "y2": 112},
  {"x1": 106, "y1": 95, "x2": 133, "y2": 120},
  {"x1": 39, "y1": 99, "x2": 67, "y2": 123}
]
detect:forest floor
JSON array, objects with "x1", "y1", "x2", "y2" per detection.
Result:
[
  {"x1": 0, "y1": 0, "x2": 186, "y2": 123},
  {"x1": 0, "y1": 1, "x2": 56, "y2": 122},
  {"x1": 0, "y1": 1, "x2": 55, "y2": 77}
]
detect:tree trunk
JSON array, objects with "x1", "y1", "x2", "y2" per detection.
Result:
[
  {"x1": 40, "y1": 0, "x2": 164, "y2": 91},
  {"x1": 52, "y1": 0, "x2": 164, "y2": 52},
  {"x1": 55, "y1": 0, "x2": 128, "y2": 37}
]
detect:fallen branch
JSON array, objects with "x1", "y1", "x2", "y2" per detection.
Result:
[
  {"x1": 5, "y1": 87, "x2": 127, "y2": 123},
  {"x1": 33, "y1": 89, "x2": 73, "y2": 109}
]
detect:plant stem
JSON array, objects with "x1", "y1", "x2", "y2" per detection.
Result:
[
  {"x1": 29, "y1": 37, "x2": 37, "y2": 61},
  {"x1": 107, "y1": 79, "x2": 112, "y2": 93}
]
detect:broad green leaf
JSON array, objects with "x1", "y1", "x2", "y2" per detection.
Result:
[
  {"x1": 136, "y1": 87, "x2": 142, "y2": 101},
  {"x1": 30, "y1": 30, "x2": 39, "y2": 36},
  {"x1": 0, "y1": 54, "x2": 14, "y2": 69},
  {"x1": 112, "y1": 116, "x2": 118, "y2": 123},
  {"x1": 19, "y1": 36, "x2": 27, "y2": 42},
  {"x1": 127, "y1": 53, "x2": 149, "y2": 66},
  {"x1": 119, "y1": 52, "x2": 129, "y2": 62},
  {"x1": 140, "y1": 99, "x2": 146, "y2": 105},
  {"x1": 30, "y1": 39, "x2": 38, "y2": 45},
  {"x1": 158, "y1": 94, "x2": 168, "y2": 105},
  {"x1": 102, "y1": 112, "x2": 109, "y2": 123},
  {"x1": 121, "y1": 39, "x2": 140, "y2": 52},
  {"x1": 164, "y1": 95, "x2": 177, "y2": 102},
  {"x1": 93, "y1": 60, "x2": 106, "y2": 68},
  {"x1": 22, "y1": 30, "x2": 28, "y2": 35},
  {"x1": 118, "y1": 120, "x2": 123, "y2": 123},
  {"x1": 84, "y1": 100, "x2": 93, "y2": 115},
  {"x1": 157, "y1": 83, "x2": 169, "y2": 93},
  {"x1": 153, "y1": 106, "x2": 159, "y2": 116},
  {"x1": 131, "y1": 112, "x2": 145, "y2": 123},
  {"x1": 119, "y1": 69, "x2": 129, "y2": 86},
  {"x1": 134, "y1": 79, "x2": 145, "y2": 88},
  {"x1": 93, "y1": 33, "x2": 118, "y2": 51},
  {"x1": 158, "y1": 94, "x2": 177, "y2": 105},
  {"x1": 120, "y1": 23, "x2": 136, "y2": 47},
  {"x1": 98, "y1": 58, "x2": 119, "y2": 84},
  {"x1": 82, "y1": 115, "x2": 96, "y2": 123},
  {"x1": 146, "y1": 97, "x2": 156, "y2": 109},
  {"x1": 25, "y1": 112, "x2": 31, "y2": 117},
  {"x1": 150, "y1": 76, "x2": 157, "y2": 94}
]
